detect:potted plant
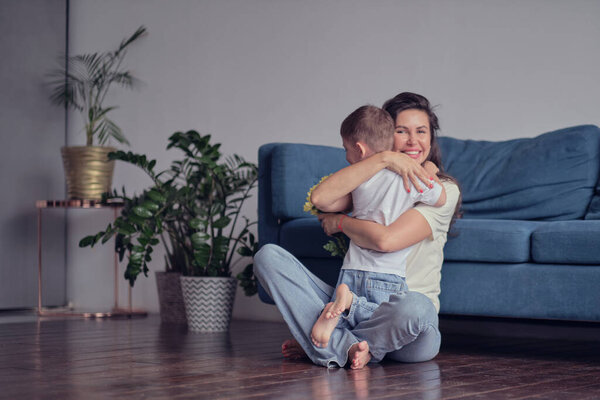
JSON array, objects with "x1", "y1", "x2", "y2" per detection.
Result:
[
  {"x1": 79, "y1": 130, "x2": 259, "y2": 331},
  {"x1": 48, "y1": 26, "x2": 147, "y2": 200}
]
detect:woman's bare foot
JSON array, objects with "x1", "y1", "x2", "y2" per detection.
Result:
[
  {"x1": 348, "y1": 341, "x2": 371, "y2": 369},
  {"x1": 325, "y1": 284, "x2": 353, "y2": 319},
  {"x1": 281, "y1": 339, "x2": 307, "y2": 359},
  {"x1": 311, "y1": 285, "x2": 354, "y2": 348}
]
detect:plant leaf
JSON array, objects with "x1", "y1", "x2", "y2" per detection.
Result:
[
  {"x1": 141, "y1": 200, "x2": 159, "y2": 212},
  {"x1": 79, "y1": 235, "x2": 96, "y2": 247},
  {"x1": 213, "y1": 216, "x2": 231, "y2": 229},
  {"x1": 133, "y1": 206, "x2": 153, "y2": 218}
]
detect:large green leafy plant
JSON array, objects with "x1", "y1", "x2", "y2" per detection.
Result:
[
  {"x1": 48, "y1": 26, "x2": 147, "y2": 146},
  {"x1": 79, "y1": 130, "x2": 259, "y2": 295}
]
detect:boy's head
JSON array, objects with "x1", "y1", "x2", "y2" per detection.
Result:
[{"x1": 340, "y1": 105, "x2": 394, "y2": 164}]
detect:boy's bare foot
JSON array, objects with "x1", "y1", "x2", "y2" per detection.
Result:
[
  {"x1": 311, "y1": 285, "x2": 354, "y2": 348},
  {"x1": 281, "y1": 339, "x2": 307, "y2": 359},
  {"x1": 310, "y1": 302, "x2": 337, "y2": 347},
  {"x1": 325, "y1": 284, "x2": 353, "y2": 319},
  {"x1": 348, "y1": 341, "x2": 371, "y2": 369}
]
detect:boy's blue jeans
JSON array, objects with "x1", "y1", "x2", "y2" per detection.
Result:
[{"x1": 254, "y1": 244, "x2": 441, "y2": 368}]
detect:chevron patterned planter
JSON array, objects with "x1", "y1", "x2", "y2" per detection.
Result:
[{"x1": 180, "y1": 276, "x2": 237, "y2": 332}]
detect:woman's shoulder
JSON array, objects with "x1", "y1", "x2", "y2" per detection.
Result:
[
  {"x1": 414, "y1": 179, "x2": 459, "y2": 222},
  {"x1": 441, "y1": 180, "x2": 460, "y2": 207}
]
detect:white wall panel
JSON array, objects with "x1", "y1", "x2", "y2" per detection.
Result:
[
  {"x1": 0, "y1": 0, "x2": 67, "y2": 309},
  {"x1": 66, "y1": 0, "x2": 600, "y2": 321}
]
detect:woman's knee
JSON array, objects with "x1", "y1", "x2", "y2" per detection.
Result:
[
  {"x1": 253, "y1": 244, "x2": 279, "y2": 277},
  {"x1": 254, "y1": 243, "x2": 277, "y2": 265},
  {"x1": 254, "y1": 243, "x2": 298, "y2": 281},
  {"x1": 387, "y1": 323, "x2": 441, "y2": 363},
  {"x1": 386, "y1": 291, "x2": 438, "y2": 328}
]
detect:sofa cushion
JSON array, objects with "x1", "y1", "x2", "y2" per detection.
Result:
[
  {"x1": 282, "y1": 217, "x2": 541, "y2": 264},
  {"x1": 279, "y1": 218, "x2": 340, "y2": 258},
  {"x1": 444, "y1": 219, "x2": 541, "y2": 263},
  {"x1": 531, "y1": 221, "x2": 600, "y2": 264},
  {"x1": 585, "y1": 195, "x2": 600, "y2": 220},
  {"x1": 271, "y1": 144, "x2": 348, "y2": 219},
  {"x1": 585, "y1": 173, "x2": 600, "y2": 219},
  {"x1": 439, "y1": 125, "x2": 600, "y2": 221}
]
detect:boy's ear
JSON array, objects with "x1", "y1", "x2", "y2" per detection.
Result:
[{"x1": 356, "y1": 142, "x2": 368, "y2": 158}]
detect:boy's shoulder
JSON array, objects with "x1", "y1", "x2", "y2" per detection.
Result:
[
  {"x1": 375, "y1": 168, "x2": 405, "y2": 188},
  {"x1": 373, "y1": 168, "x2": 399, "y2": 182},
  {"x1": 355, "y1": 168, "x2": 399, "y2": 190},
  {"x1": 353, "y1": 170, "x2": 406, "y2": 206}
]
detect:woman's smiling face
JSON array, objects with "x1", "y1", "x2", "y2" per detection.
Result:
[{"x1": 392, "y1": 109, "x2": 432, "y2": 165}]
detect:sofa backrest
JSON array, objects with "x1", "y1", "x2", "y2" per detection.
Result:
[
  {"x1": 258, "y1": 125, "x2": 600, "y2": 246},
  {"x1": 439, "y1": 125, "x2": 600, "y2": 220},
  {"x1": 271, "y1": 143, "x2": 348, "y2": 219}
]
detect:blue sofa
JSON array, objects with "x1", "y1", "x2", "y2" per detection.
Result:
[{"x1": 257, "y1": 125, "x2": 600, "y2": 322}]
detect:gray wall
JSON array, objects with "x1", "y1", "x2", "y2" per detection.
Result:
[
  {"x1": 5, "y1": 0, "x2": 599, "y2": 320},
  {"x1": 0, "y1": 0, "x2": 67, "y2": 309}
]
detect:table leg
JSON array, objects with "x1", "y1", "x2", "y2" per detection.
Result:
[
  {"x1": 37, "y1": 208, "x2": 42, "y2": 314},
  {"x1": 114, "y1": 207, "x2": 119, "y2": 310},
  {"x1": 36, "y1": 203, "x2": 146, "y2": 319}
]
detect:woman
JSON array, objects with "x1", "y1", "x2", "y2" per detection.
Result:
[{"x1": 254, "y1": 92, "x2": 461, "y2": 369}]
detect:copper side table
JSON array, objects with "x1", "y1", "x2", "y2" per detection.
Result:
[{"x1": 36, "y1": 199, "x2": 147, "y2": 318}]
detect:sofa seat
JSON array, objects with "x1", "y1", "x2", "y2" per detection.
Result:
[
  {"x1": 440, "y1": 262, "x2": 600, "y2": 320},
  {"x1": 532, "y1": 221, "x2": 600, "y2": 264}
]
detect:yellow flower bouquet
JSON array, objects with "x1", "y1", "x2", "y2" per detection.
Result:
[{"x1": 304, "y1": 175, "x2": 348, "y2": 258}]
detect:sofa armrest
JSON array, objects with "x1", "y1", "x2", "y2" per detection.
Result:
[{"x1": 258, "y1": 143, "x2": 283, "y2": 248}]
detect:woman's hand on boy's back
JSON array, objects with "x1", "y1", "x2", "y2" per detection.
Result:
[{"x1": 382, "y1": 151, "x2": 433, "y2": 193}]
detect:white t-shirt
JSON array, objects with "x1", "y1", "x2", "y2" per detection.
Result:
[
  {"x1": 406, "y1": 181, "x2": 460, "y2": 313},
  {"x1": 342, "y1": 169, "x2": 443, "y2": 277}
]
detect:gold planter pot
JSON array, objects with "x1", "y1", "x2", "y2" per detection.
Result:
[{"x1": 61, "y1": 146, "x2": 116, "y2": 200}]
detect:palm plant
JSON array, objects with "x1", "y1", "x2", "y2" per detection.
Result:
[
  {"x1": 48, "y1": 26, "x2": 147, "y2": 146},
  {"x1": 79, "y1": 130, "x2": 259, "y2": 296}
]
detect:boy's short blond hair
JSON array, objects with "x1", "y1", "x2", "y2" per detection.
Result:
[{"x1": 340, "y1": 105, "x2": 395, "y2": 153}]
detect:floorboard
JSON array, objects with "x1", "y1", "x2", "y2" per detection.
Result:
[{"x1": 0, "y1": 315, "x2": 598, "y2": 399}]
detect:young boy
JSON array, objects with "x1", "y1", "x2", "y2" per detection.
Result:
[{"x1": 310, "y1": 105, "x2": 446, "y2": 350}]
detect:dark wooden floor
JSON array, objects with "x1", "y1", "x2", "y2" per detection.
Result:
[{"x1": 0, "y1": 315, "x2": 599, "y2": 400}]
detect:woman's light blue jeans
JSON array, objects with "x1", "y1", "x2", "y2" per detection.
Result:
[{"x1": 254, "y1": 244, "x2": 441, "y2": 368}]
